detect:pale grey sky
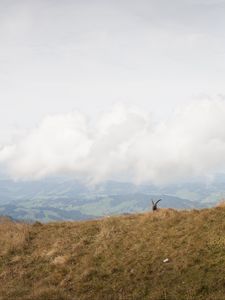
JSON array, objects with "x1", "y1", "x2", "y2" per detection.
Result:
[
  {"x1": 1, "y1": 0, "x2": 225, "y2": 136},
  {"x1": 1, "y1": 1, "x2": 225, "y2": 183}
]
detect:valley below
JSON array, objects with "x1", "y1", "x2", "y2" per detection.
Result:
[{"x1": 0, "y1": 177, "x2": 222, "y2": 222}]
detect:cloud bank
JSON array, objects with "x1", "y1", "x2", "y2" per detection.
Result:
[{"x1": 1, "y1": 99, "x2": 225, "y2": 185}]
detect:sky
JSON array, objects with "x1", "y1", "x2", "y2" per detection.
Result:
[{"x1": 1, "y1": 0, "x2": 225, "y2": 184}]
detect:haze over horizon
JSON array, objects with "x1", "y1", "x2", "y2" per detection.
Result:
[{"x1": 1, "y1": 0, "x2": 225, "y2": 185}]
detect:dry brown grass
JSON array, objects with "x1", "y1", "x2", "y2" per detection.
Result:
[
  {"x1": 1, "y1": 208, "x2": 225, "y2": 299},
  {"x1": 0, "y1": 217, "x2": 30, "y2": 256}
]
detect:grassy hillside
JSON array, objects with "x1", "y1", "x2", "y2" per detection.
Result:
[{"x1": 1, "y1": 207, "x2": 225, "y2": 299}]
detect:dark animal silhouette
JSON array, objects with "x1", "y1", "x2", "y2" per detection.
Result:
[{"x1": 152, "y1": 199, "x2": 161, "y2": 211}]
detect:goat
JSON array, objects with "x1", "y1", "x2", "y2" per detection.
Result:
[{"x1": 152, "y1": 199, "x2": 162, "y2": 211}]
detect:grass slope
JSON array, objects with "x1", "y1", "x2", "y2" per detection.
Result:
[{"x1": 1, "y1": 207, "x2": 225, "y2": 299}]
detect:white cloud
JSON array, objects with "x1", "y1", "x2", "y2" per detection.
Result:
[{"x1": 1, "y1": 100, "x2": 225, "y2": 185}]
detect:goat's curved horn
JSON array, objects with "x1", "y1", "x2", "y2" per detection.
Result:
[{"x1": 155, "y1": 199, "x2": 162, "y2": 205}]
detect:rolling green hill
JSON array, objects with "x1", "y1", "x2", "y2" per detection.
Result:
[{"x1": 0, "y1": 178, "x2": 214, "y2": 221}]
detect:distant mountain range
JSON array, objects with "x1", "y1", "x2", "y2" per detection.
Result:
[{"x1": 0, "y1": 175, "x2": 225, "y2": 221}]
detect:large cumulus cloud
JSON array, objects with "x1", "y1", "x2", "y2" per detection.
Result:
[{"x1": 1, "y1": 99, "x2": 225, "y2": 184}]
